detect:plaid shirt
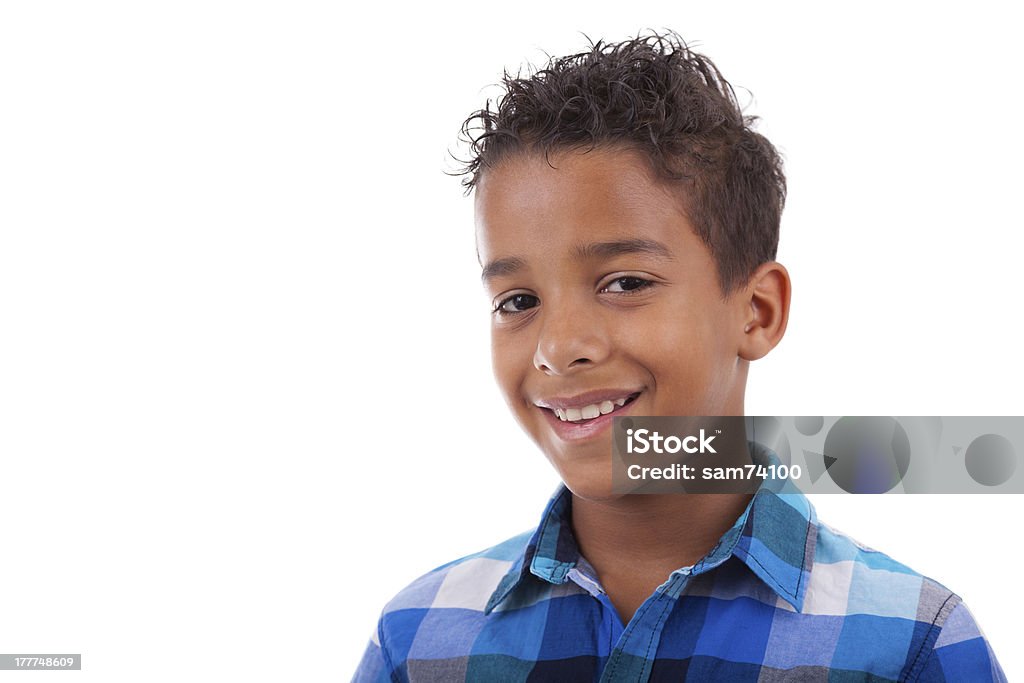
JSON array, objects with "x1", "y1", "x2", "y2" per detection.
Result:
[{"x1": 353, "y1": 443, "x2": 1006, "y2": 682}]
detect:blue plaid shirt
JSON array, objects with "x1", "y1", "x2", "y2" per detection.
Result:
[{"x1": 353, "y1": 443, "x2": 1006, "y2": 682}]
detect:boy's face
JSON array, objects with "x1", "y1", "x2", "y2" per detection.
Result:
[{"x1": 475, "y1": 147, "x2": 755, "y2": 501}]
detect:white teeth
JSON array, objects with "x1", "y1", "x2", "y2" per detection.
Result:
[{"x1": 552, "y1": 396, "x2": 634, "y2": 423}]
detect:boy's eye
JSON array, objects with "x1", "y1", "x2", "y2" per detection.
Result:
[
  {"x1": 492, "y1": 277, "x2": 655, "y2": 317},
  {"x1": 494, "y1": 293, "x2": 539, "y2": 315},
  {"x1": 602, "y1": 276, "x2": 655, "y2": 293}
]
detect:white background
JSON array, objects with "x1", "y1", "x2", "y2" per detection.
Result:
[{"x1": 1, "y1": 2, "x2": 1021, "y2": 681}]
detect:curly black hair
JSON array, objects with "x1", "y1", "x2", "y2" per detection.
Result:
[{"x1": 453, "y1": 30, "x2": 786, "y2": 295}]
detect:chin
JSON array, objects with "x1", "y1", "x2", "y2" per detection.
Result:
[{"x1": 537, "y1": 438, "x2": 625, "y2": 503}]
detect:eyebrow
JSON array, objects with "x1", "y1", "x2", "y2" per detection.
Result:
[{"x1": 480, "y1": 238, "x2": 674, "y2": 284}]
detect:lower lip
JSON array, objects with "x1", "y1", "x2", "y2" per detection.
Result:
[{"x1": 540, "y1": 395, "x2": 640, "y2": 442}]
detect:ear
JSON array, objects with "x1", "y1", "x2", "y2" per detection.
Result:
[{"x1": 737, "y1": 261, "x2": 791, "y2": 362}]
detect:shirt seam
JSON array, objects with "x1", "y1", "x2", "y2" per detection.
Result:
[
  {"x1": 900, "y1": 591, "x2": 959, "y2": 683},
  {"x1": 636, "y1": 574, "x2": 685, "y2": 683},
  {"x1": 727, "y1": 493, "x2": 814, "y2": 609},
  {"x1": 530, "y1": 488, "x2": 573, "y2": 582},
  {"x1": 738, "y1": 517, "x2": 811, "y2": 607},
  {"x1": 487, "y1": 531, "x2": 543, "y2": 613}
]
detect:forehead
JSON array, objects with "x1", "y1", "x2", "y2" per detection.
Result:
[{"x1": 474, "y1": 147, "x2": 696, "y2": 270}]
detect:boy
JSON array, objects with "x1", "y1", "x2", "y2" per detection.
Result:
[{"x1": 353, "y1": 31, "x2": 1006, "y2": 682}]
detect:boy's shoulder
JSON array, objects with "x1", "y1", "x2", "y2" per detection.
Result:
[
  {"x1": 377, "y1": 528, "x2": 533, "y2": 619},
  {"x1": 808, "y1": 516, "x2": 960, "y2": 616},
  {"x1": 801, "y1": 517, "x2": 1004, "y2": 679}
]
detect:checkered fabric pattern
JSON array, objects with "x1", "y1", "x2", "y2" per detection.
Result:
[{"x1": 353, "y1": 443, "x2": 1006, "y2": 682}]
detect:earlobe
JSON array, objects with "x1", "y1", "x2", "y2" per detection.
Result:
[{"x1": 738, "y1": 262, "x2": 791, "y2": 361}]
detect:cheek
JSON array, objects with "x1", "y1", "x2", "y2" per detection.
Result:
[
  {"x1": 490, "y1": 331, "x2": 531, "y2": 397},
  {"x1": 617, "y1": 301, "x2": 717, "y2": 361},
  {"x1": 615, "y1": 305, "x2": 721, "y2": 391}
]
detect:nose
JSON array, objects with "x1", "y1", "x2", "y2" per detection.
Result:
[{"x1": 533, "y1": 304, "x2": 610, "y2": 375}]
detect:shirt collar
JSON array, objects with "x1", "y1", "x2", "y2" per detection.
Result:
[{"x1": 485, "y1": 441, "x2": 817, "y2": 615}]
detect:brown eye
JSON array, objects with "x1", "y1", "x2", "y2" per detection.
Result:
[
  {"x1": 603, "y1": 277, "x2": 655, "y2": 293},
  {"x1": 495, "y1": 293, "x2": 539, "y2": 315}
]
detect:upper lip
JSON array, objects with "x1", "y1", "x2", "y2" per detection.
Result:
[{"x1": 534, "y1": 388, "x2": 642, "y2": 411}]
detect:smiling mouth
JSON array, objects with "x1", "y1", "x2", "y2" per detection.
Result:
[{"x1": 546, "y1": 392, "x2": 641, "y2": 423}]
